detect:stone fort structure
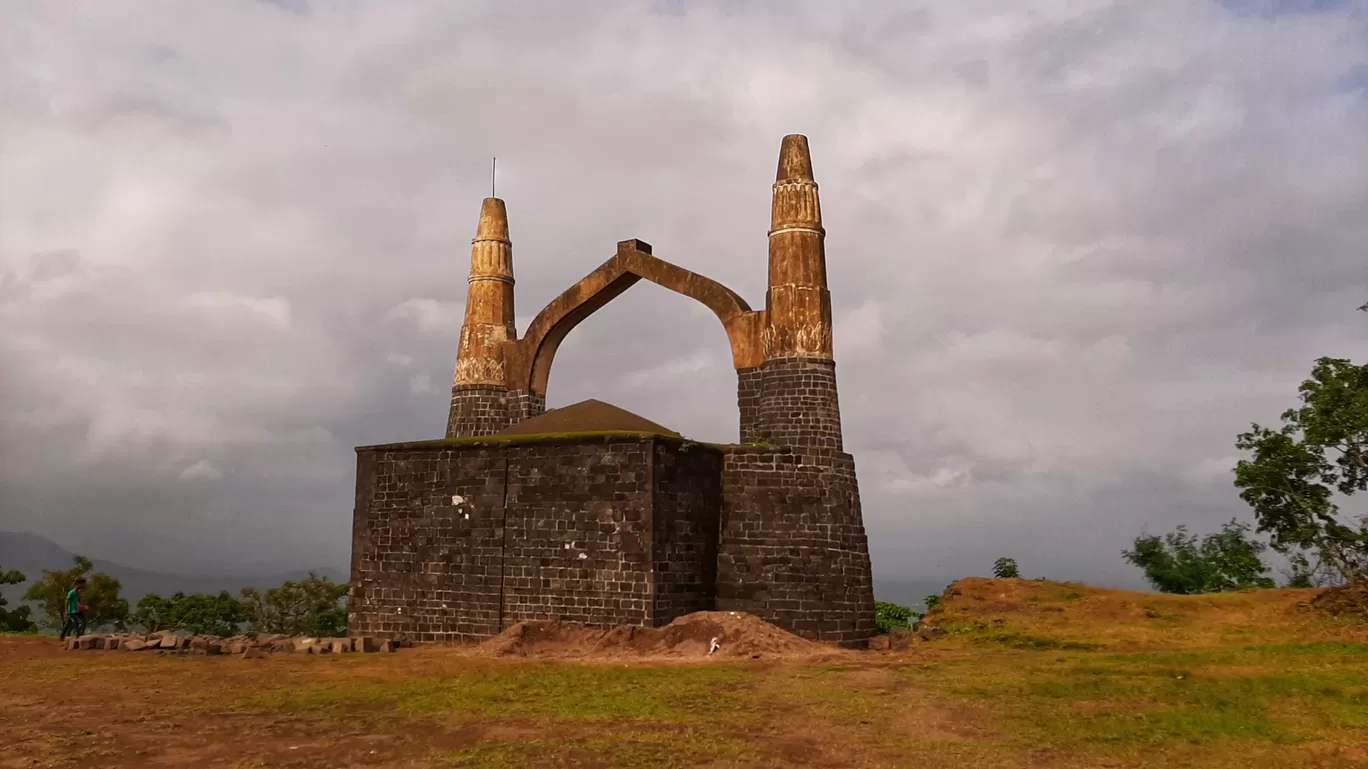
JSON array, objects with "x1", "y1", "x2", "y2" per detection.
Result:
[{"x1": 349, "y1": 135, "x2": 876, "y2": 646}]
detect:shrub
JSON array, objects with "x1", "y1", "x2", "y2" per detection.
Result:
[{"x1": 874, "y1": 601, "x2": 918, "y2": 634}]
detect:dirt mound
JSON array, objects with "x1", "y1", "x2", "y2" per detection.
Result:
[
  {"x1": 495, "y1": 399, "x2": 680, "y2": 437},
  {"x1": 480, "y1": 611, "x2": 830, "y2": 660},
  {"x1": 1311, "y1": 582, "x2": 1368, "y2": 618}
]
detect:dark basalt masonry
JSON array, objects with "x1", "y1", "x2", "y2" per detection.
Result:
[{"x1": 350, "y1": 135, "x2": 876, "y2": 646}]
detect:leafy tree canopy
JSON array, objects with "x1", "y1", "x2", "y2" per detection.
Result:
[
  {"x1": 1123, "y1": 519, "x2": 1277, "y2": 594},
  {"x1": 874, "y1": 601, "x2": 918, "y2": 634},
  {"x1": 239, "y1": 573, "x2": 347, "y2": 638},
  {"x1": 993, "y1": 558, "x2": 1021, "y2": 579},
  {"x1": 133, "y1": 591, "x2": 247, "y2": 637},
  {"x1": 1, "y1": 566, "x2": 37, "y2": 633},
  {"x1": 22, "y1": 556, "x2": 129, "y2": 631},
  {"x1": 1234, "y1": 356, "x2": 1368, "y2": 585}
]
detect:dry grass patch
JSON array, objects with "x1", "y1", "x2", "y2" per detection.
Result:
[{"x1": 5, "y1": 580, "x2": 1368, "y2": 767}]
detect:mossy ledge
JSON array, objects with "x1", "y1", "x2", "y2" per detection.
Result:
[
  {"x1": 356, "y1": 432, "x2": 802, "y2": 453},
  {"x1": 356, "y1": 430, "x2": 735, "y2": 453}
]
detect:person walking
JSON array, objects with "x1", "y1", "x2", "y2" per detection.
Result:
[{"x1": 59, "y1": 577, "x2": 87, "y2": 640}]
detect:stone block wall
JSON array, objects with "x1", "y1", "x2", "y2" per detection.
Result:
[
  {"x1": 350, "y1": 434, "x2": 724, "y2": 642},
  {"x1": 737, "y1": 366, "x2": 764, "y2": 444},
  {"x1": 651, "y1": 442, "x2": 723, "y2": 623},
  {"x1": 715, "y1": 445, "x2": 876, "y2": 646},
  {"x1": 755, "y1": 357, "x2": 844, "y2": 451},
  {"x1": 506, "y1": 390, "x2": 547, "y2": 425},
  {"x1": 446, "y1": 384, "x2": 513, "y2": 438},
  {"x1": 501, "y1": 441, "x2": 656, "y2": 626},
  {"x1": 350, "y1": 448, "x2": 508, "y2": 641}
]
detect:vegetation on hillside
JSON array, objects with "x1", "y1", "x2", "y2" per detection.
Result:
[
  {"x1": 23, "y1": 556, "x2": 129, "y2": 632},
  {"x1": 16, "y1": 553, "x2": 347, "y2": 637},
  {"x1": 239, "y1": 573, "x2": 348, "y2": 637},
  {"x1": 873, "y1": 601, "x2": 917, "y2": 634},
  {"x1": 133, "y1": 591, "x2": 248, "y2": 637},
  {"x1": 1123, "y1": 519, "x2": 1277, "y2": 594},
  {"x1": 0, "y1": 565, "x2": 36, "y2": 633}
]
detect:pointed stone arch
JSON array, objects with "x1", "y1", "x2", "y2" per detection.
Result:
[{"x1": 502, "y1": 239, "x2": 766, "y2": 398}]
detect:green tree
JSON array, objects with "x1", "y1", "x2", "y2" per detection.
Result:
[
  {"x1": 133, "y1": 591, "x2": 246, "y2": 637},
  {"x1": 1123, "y1": 519, "x2": 1277, "y2": 594},
  {"x1": 1234, "y1": 356, "x2": 1368, "y2": 586},
  {"x1": 874, "y1": 601, "x2": 918, "y2": 634},
  {"x1": 993, "y1": 558, "x2": 1021, "y2": 579},
  {"x1": 22, "y1": 556, "x2": 129, "y2": 631},
  {"x1": 1, "y1": 566, "x2": 37, "y2": 633},
  {"x1": 239, "y1": 573, "x2": 347, "y2": 637}
]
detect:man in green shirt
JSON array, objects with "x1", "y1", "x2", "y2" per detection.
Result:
[{"x1": 59, "y1": 577, "x2": 87, "y2": 640}]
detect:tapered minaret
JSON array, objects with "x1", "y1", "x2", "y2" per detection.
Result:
[
  {"x1": 754, "y1": 134, "x2": 844, "y2": 450},
  {"x1": 446, "y1": 198, "x2": 518, "y2": 437},
  {"x1": 764, "y1": 134, "x2": 833, "y2": 360}
]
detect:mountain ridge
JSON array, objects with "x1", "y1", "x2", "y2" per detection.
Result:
[{"x1": 0, "y1": 530, "x2": 347, "y2": 607}]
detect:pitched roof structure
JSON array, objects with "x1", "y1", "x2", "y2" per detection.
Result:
[{"x1": 493, "y1": 399, "x2": 680, "y2": 437}]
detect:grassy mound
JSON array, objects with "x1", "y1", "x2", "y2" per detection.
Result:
[
  {"x1": 918, "y1": 576, "x2": 1362, "y2": 652},
  {"x1": 1310, "y1": 581, "x2": 1368, "y2": 619}
]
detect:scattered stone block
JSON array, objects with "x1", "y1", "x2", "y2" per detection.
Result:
[
  {"x1": 240, "y1": 648, "x2": 267, "y2": 659},
  {"x1": 357, "y1": 636, "x2": 380, "y2": 653},
  {"x1": 122, "y1": 639, "x2": 147, "y2": 652},
  {"x1": 379, "y1": 640, "x2": 394, "y2": 653},
  {"x1": 105, "y1": 637, "x2": 121, "y2": 651},
  {"x1": 330, "y1": 639, "x2": 349, "y2": 654}
]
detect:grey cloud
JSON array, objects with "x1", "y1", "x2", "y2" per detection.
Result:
[{"x1": 0, "y1": 0, "x2": 1364, "y2": 586}]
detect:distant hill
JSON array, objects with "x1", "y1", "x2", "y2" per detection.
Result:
[{"x1": 0, "y1": 531, "x2": 347, "y2": 609}]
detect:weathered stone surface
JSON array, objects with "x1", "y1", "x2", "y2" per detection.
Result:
[
  {"x1": 158, "y1": 635, "x2": 181, "y2": 650},
  {"x1": 350, "y1": 436, "x2": 724, "y2": 643},
  {"x1": 715, "y1": 445, "x2": 875, "y2": 646},
  {"x1": 356, "y1": 636, "x2": 380, "y2": 653},
  {"x1": 122, "y1": 639, "x2": 146, "y2": 651}
]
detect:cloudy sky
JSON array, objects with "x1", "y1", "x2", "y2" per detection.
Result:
[{"x1": 1, "y1": 0, "x2": 1364, "y2": 586}]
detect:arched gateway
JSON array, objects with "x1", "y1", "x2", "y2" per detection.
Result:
[{"x1": 349, "y1": 135, "x2": 876, "y2": 647}]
